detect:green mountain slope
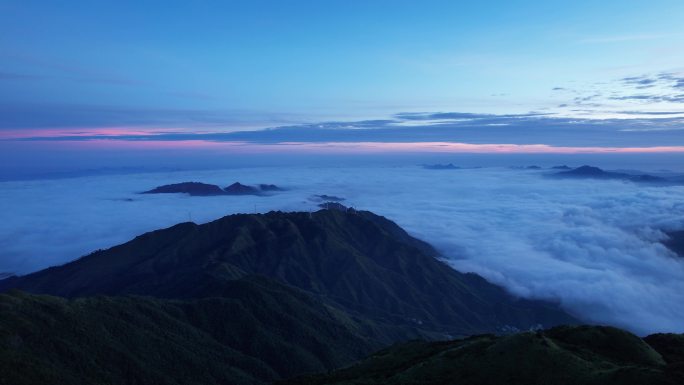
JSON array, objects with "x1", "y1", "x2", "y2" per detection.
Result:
[
  {"x1": 0, "y1": 210, "x2": 574, "y2": 335},
  {"x1": 282, "y1": 326, "x2": 684, "y2": 385},
  {"x1": 0, "y1": 276, "x2": 428, "y2": 385},
  {"x1": 0, "y1": 209, "x2": 583, "y2": 384}
]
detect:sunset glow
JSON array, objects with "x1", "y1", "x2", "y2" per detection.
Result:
[{"x1": 8, "y1": 139, "x2": 684, "y2": 154}]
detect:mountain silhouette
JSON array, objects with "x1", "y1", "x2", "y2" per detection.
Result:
[
  {"x1": 553, "y1": 166, "x2": 667, "y2": 183},
  {"x1": 142, "y1": 181, "x2": 283, "y2": 196},
  {"x1": 0, "y1": 210, "x2": 574, "y2": 335},
  {"x1": 0, "y1": 209, "x2": 579, "y2": 384}
]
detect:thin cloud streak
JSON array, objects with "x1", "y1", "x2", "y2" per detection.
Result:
[
  {"x1": 9, "y1": 139, "x2": 684, "y2": 154},
  {"x1": 578, "y1": 33, "x2": 684, "y2": 44}
]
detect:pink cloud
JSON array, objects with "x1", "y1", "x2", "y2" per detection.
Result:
[
  {"x1": 0, "y1": 127, "x2": 194, "y2": 139},
  {"x1": 22, "y1": 139, "x2": 684, "y2": 154}
]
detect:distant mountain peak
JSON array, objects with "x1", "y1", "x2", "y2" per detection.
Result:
[
  {"x1": 143, "y1": 181, "x2": 226, "y2": 196},
  {"x1": 552, "y1": 165, "x2": 668, "y2": 183},
  {"x1": 142, "y1": 181, "x2": 284, "y2": 196},
  {"x1": 423, "y1": 163, "x2": 461, "y2": 170},
  {"x1": 310, "y1": 194, "x2": 345, "y2": 202},
  {"x1": 567, "y1": 165, "x2": 606, "y2": 175},
  {"x1": 318, "y1": 202, "x2": 349, "y2": 211},
  {"x1": 224, "y1": 182, "x2": 260, "y2": 195}
]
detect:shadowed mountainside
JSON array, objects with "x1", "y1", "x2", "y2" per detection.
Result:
[
  {"x1": 0, "y1": 209, "x2": 582, "y2": 384},
  {"x1": 0, "y1": 278, "x2": 427, "y2": 385},
  {"x1": 0, "y1": 210, "x2": 574, "y2": 336},
  {"x1": 664, "y1": 231, "x2": 684, "y2": 258},
  {"x1": 281, "y1": 325, "x2": 684, "y2": 385}
]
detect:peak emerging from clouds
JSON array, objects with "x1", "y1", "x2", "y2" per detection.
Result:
[{"x1": 2, "y1": 165, "x2": 684, "y2": 335}]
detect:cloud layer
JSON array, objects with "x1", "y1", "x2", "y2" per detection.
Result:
[
  {"x1": 1, "y1": 165, "x2": 684, "y2": 335},
  {"x1": 6, "y1": 111, "x2": 684, "y2": 148}
]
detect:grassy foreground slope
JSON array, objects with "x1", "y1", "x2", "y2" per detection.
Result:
[
  {"x1": 0, "y1": 277, "x2": 430, "y2": 385},
  {"x1": 282, "y1": 326, "x2": 684, "y2": 385}
]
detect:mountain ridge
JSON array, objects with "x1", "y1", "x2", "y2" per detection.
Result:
[
  {"x1": 0, "y1": 209, "x2": 575, "y2": 335},
  {"x1": 551, "y1": 165, "x2": 668, "y2": 183},
  {"x1": 142, "y1": 181, "x2": 283, "y2": 196},
  {"x1": 0, "y1": 209, "x2": 580, "y2": 384}
]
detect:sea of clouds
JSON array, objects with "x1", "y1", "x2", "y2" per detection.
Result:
[{"x1": 1, "y1": 165, "x2": 684, "y2": 335}]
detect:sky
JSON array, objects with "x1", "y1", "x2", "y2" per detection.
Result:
[{"x1": 1, "y1": 0, "x2": 684, "y2": 176}]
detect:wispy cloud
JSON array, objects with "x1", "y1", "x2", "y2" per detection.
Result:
[
  {"x1": 1, "y1": 53, "x2": 148, "y2": 87},
  {"x1": 552, "y1": 70, "x2": 684, "y2": 117},
  {"x1": 3, "y1": 71, "x2": 684, "y2": 145},
  {"x1": 0, "y1": 71, "x2": 42, "y2": 80},
  {"x1": 618, "y1": 110, "x2": 684, "y2": 116},
  {"x1": 5, "y1": 111, "x2": 684, "y2": 149},
  {"x1": 0, "y1": 102, "x2": 306, "y2": 130},
  {"x1": 578, "y1": 33, "x2": 684, "y2": 44},
  {"x1": 611, "y1": 94, "x2": 684, "y2": 103}
]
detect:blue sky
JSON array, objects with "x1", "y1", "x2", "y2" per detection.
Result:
[
  {"x1": 2, "y1": 0, "x2": 684, "y2": 125},
  {"x1": 1, "y1": 0, "x2": 684, "y2": 168}
]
